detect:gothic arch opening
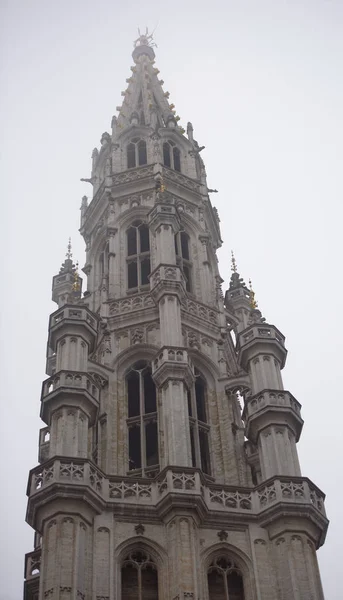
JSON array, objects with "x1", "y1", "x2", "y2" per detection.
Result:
[
  {"x1": 187, "y1": 368, "x2": 211, "y2": 475},
  {"x1": 207, "y1": 555, "x2": 245, "y2": 600},
  {"x1": 126, "y1": 361, "x2": 159, "y2": 477},
  {"x1": 126, "y1": 221, "x2": 151, "y2": 291},
  {"x1": 121, "y1": 549, "x2": 159, "y2": 600},
  {"x1": 163, "y1": 140, "x2": 181, "y2": 172}
]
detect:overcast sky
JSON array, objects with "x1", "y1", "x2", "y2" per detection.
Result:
[{"x1": 1, "y1": 1, "x2": 342, "y2": 598}]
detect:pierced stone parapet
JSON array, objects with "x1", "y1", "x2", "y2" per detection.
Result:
[
  {"x1": 27, "y1": 459, "x2": 328, "y2": 546},
  {"x1": 243, "y1": 389, "x2": 304, "y2": 442},
  {"x1": 108, "y1": 292, "x2": 155, "y2": 316},
  {"x1": 181, "y1": 298, "x2": 219, "y2": 326},
  {"x1": 40, "y1": 370, "x2": 100, "y2": 425},
  {"x1": 149, "y1": 264, "x2": 186, "y2": 302},
  {"x1": 111, "y1": 164, "x2": 155, "y2": 187},
  {"x1": 24, "y1": 548, "x2": 41, "y2": 580},
  {"x1": 237, "y1": 323, "x2": 287, "y2": 369},
  {"x1": 161, "y1": 165, "x2": 201, "y2": 194},
  {"x1": 49, "y1": 305, "x2": 99, "y2": 352},
  {"x1": 151, "y1": 346, "x2": 194, "y2": 387}
]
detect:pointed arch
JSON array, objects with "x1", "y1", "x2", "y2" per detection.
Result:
[{"x1": 202, "y1": 543, "x2": 255, "y2": 600}]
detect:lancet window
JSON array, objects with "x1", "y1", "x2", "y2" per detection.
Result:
[
  {"x1": 121, "y1": 550, "x2": 159, "y2": 599},
  {"x1": 99, "y1": 242, "x2": 109, "y2": 279},
  {"x1": 187, "y1": 369, "x2": 211, "y2": 475},
  {"x1": 175, "y1": 231, "x2": 192, "y2": 292},
  {"x1": 207, "y1": 556, "x2": 245, "y2": 600},
  {"x1": 127, "y1": 138, "x2": 148, "y2": 169},
  {"x1": 126, "y1": 362, "x2": 159, "y2": 477},
  {"x1": 127, "y1": 221, "x2": 151, "y2": 291},
  {"x1": 163, "y1": 140, "x2": 181, "y2": 172}
]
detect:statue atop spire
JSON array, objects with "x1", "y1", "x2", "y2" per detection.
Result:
[{"x1": 134, "y1": 27, "x2": 157, "y2": 48}]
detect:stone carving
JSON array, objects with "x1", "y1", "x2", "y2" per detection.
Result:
[
  {"x1": 112, "y1": 165, "x2": 154, "y2": 185},
  {"x1": 109, "y1": 293, "x2": 155, "y2": 315},
  {"x1": 172, "y1": 472, "x2": 196, "y2": 490},
  {"x1": 182, "y1": 299, "x2": 218, "y2": 324},
  {"x1": 109, "y1": 481, "x2": 152, "y2": 500},
  {"x1": 258, "y1": 482, "x2": 277, "y2": 507},
  {"x1": 135, "y1": 523, "x2": 145, "y2": 535},
  {"x1": 209, "y1": 489, "x2": 252, "y2": 510},
  {"x1": 217, "y1": 529, "x2": 228, "y2": 541},
  {"x1": 34, "y1": 465, "x2": 54, "y2": 490},
  {"x1": 281, "y1": 481, "x2": 305, "y2": 499},
  {"x1": 90, "y1": 467, "x2": 103, "y2": 492},
  {"x1": 131, "y1": 327, "x2": 144, "y2": 344},
  {"x1": 60, "y1": 462, "x2": 84, "y2": 481}
]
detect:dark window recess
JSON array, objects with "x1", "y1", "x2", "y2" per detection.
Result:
[
  {"x1": 141, "y1": 567, "x2": 158, "y2": 599},
  {"x1": 141, "y1": 258, "x2": 151, "y2": 285},
  {"x1": 122, "y1": 564, "x2": 139, "y2": 597},
  {"x1": 129, "y1": 426, "x2": 141, "y2": 470},
  {"x1": 228, "y1": 572, "x2": 245, "y2": 599},
  {"x1": 180, "y1": 232, "x2": 190, "y2": 260},
  {"x1": 140, "y1": 111, "x2": 145, "y2": 125},
  {"x1": 146, "y1": 422, "x2": 158, "y2": 466},
  {"x1": 173, "y1": 146, "x2": 181, "y2": 172},
  {"x1": 174, "y1": 234, "x2": 179, "y2": 256},
  {"x1": 99, "y1": 252, "x2": 105, "y2": 275},
  {"x1": 208, "y1": 570, "x2": 225, "y2": 597},
  {"x1": 127, "y1": 228, "x2": 137, "y2": 256},
  {"x1": 144, "y1": 371, "x2": 157, "y2": 413},
  {"x1": 183, "y1": 265, "x2": 191, "y2": 292},
  {"x1": 199, "y1": 429, "x2": 211, "y2": 475},
  {"x1": 127, "y1": 143, "x2": 136, "y2": 168},
  {"x1": 195, "y1": 378, "x2": 207, "y2": 422},
  {"x1": 163, "y1": 143, "x2": 171, "y2": 167},
  {"x1": 138, "y1": 140, "x2": 147, "y2": 165},
  {"x1": 190, "y1": 427, "x2": 196, "y2": 468},
  {"x1": 128, "y1": 372, "x2": 140, "y2": 417},
  {"x1": 139, "y1": 225, "x2": 150, "y2": 252},
  {"x1": 128, "y1": 261, "x2": 138, "y2": 288},
  {"x1": 187, "y1": 389, "x2": 192, "y2": 416}
]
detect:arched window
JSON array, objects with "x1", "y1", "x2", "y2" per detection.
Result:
[
  {"x1": 187, "y1": 369, "x2": 211, "y2": 475},
  {"x1": 121, "y1": 550, "x2": 159, "y2": 599},
  {"x1": 207, "y1": 556, "x2": 245, "y2": 600},
  {"x1": 126, "y1": 222, "x2": 151, "y2": 291},
  {"x1": 163, "y1": 140, "x2": 181, "y2": 172},
  {"x1": 175, "y1": 231, "x2": 192, "y2": 292},
  {"x1": 126, "y1": 362, "x2": 159, "y2": 477},
  {"x1": 127, "y1": 138, "x2": 148, "y2": 169},
  {"x1": 99, "y1": 242, "x2": 109, "y2": 279}
]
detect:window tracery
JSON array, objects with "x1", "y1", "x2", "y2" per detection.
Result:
[
  {"x1": 127, "y1": 222, "x2": 151, "y2": 291},
  {"x1": 127, "y1": 138, "x2": 148, "y2": 169},
  {"x1": 187, "y1": 369, "x2": 211, "y2": 475},
  {"x1": 126, "y1": 362, "x2": 159, "y2": 477},
  {"x1": 163, "y1": 140, "x2": 181, "y2": 172},
  {"x1": 121, "y1": 550, "x2": 159, "y2": 599},
  {"x1": 207, "y1": 556, "x2": 245, "y2": 600},
  {"x1": 175, "y1": 231, "x2": 192, "y2": 292}
]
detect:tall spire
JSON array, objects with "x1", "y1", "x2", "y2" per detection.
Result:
[{"x1": 113, "y1": 29, "x2": 184, "y2": 135}]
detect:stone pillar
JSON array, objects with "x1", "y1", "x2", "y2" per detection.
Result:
[
  {"x1": 166, "y1": 517, "x2": 199, "y2": 599},
  {"x1": 161, "y1": 380, "x2": 191, "y2": 466},
  {"x1": 159, "y1": 295, "x2": 183, "y2": 346},
  {"x1": 49, "y1": 407, "x2": 89, "y2": 458},
  {"x1": 107, "y1": 227, "x2": 119, "y2": 298},
  {"x1": 273, "y1": 534, "x2": 324, "y2": 600},
  {"x1": 40, "y1": 514, "x2": 91, "y2": 600}
]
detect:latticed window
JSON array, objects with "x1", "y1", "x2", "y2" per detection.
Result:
[
  {"x1": 163, "y1": 140, "x2": 181, "y2": 172},
  {"x1": 187, "y1": 369, "x2": 211, "y2": 475},
  {"x1": 207, "y1": 556, "x2": 245, "y2": 600},
  {"x1": 127, "y1": 221, "x2": 151, "y2": 291},
  {"x1": 127, "y1": 138, "x2": 148, "y2": 168},
  {"x1": 126, "y1": 362, "x2": 159, "y2": 477},
  {"x1": 121, "y1": 550, "x2": 159, "y2": 599},
  {"x1": 175, "y1": 231, "x2": 192, "y2": 292}
]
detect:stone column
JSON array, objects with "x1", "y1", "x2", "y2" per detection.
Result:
[{"x1": 166, "y1": 516, "x2": 199, "y2": 599}]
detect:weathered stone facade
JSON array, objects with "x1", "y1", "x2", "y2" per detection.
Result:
[{"x1": 24, "y1": 33, "x2": 328, "y2": 600}]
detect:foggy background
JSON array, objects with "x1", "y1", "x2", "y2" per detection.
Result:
[{"x1": 1, "y1": 0, "x2": 342, "y2": 598}]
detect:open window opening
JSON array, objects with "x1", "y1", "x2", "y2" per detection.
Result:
[
  {"x1": 127, "y1": 138, "x2": 148, "y2": 169},
  {"x1": 207, "y1": 556, "x2": 245, "y2": 600},
  {"x1": 127, "y1": 362, "x2": 159, "y2": 477},
  {"x1": 163, "y1": 140, "x2": 181, "y2": 172},
  {"x1": 126, "y1": 222, "x2": 151, "y2": 292},
  {"x1": 187, "y1": 369, "x2": 211, "y2": 475},
  {"x1": 121, "y1": 550, "x2": 159, "y2": 600},
  {"x1": 175, "y1": 231, "x2": 192, "y2": 293}
]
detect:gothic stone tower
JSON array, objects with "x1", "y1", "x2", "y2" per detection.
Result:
[{"x1": 24, "y1": 34, "x2": 328, "y2": 600}]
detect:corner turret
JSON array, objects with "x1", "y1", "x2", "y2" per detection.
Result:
[{"x1": 52, "y1": 239, "x2": 83, "y2": 307}]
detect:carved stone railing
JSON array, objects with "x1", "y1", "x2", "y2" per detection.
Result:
[
  {"x1": 244, "y1": 390, "x2": 302, "y2": 419},
  {"x1": 25, "y1": 548, "x2": 41, "y2": 580},
  {"x1": 112, "y1": 164, "x2": 155, "y2": 186},
  {"x1": 108, "y1": 292, "x2": 155, "y2": 316},
  {"x1": 161, "y1": 165, "x2": 201, "y2": 193},
  {"x1": 181, "y1": 298, "x2": 219, "y2": 326},
  {"x1": 50, "y1": 306, "x2": 98, "y2": 332},
  {"x1": 27, "y1": 459, "x2": 327, "y2": 520},
  {"x1": 41, "y1": 371, "x2": 100, "y2": 403},
  {"x1": 240, "y1": 325, "x2": 285, "y2": 347}
]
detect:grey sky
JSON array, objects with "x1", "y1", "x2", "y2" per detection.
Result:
[{"x1": 1, "y1": 0, "x2": 342, "y2": 598}]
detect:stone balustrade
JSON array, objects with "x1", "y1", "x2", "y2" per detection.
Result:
[
  {"x1": 25, "y1": 548, "x2": 41, "y2": 580},
  {"x1": 50, "y1": 306, "x2": 97, "y2": 332},
  {"x1": 152, "y1": 347, "x2": 191, "y2": 371},
  {"x1": 27, "y1": 459, "x2": 326, "y2": 519},
  {"x1": 243, "y1": 389, "x2": 302, "y2": 419},
  {"x1": 41, "y1": 371, "x2": 100, "y2": 403},
  {"x1": 241, "y1": 325, "x2": 285, "y2": 347}
]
